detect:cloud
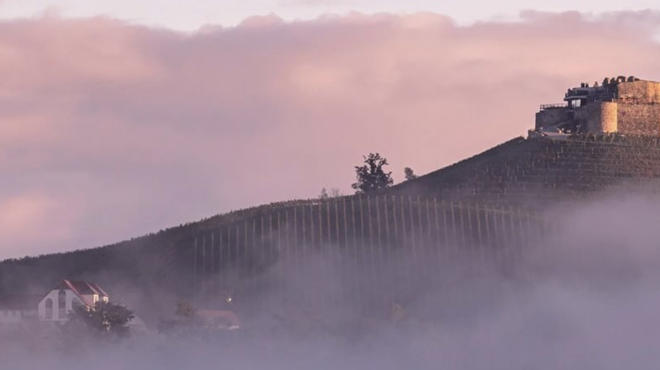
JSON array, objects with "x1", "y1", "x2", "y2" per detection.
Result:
[
  {"x1": 279, "y1": 0, "x2": 354, "y2": 7},
  {"x1": 1, "y1": 11, "x2": 660, "y2": 259}
]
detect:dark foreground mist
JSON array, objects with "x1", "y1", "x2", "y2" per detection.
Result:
[{"x1": 3, "y1": 193, "x2": 660, "y2": 370}]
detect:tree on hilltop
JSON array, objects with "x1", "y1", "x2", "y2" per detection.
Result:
[
  {"x1": 352, "y1": 153, "x2": 393, "y2": 194},
  {"x1": 404, "y1": 167, "x2": 418, "y2": 181}
]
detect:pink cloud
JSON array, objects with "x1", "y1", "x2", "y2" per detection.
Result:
[{"x1": 1, "y1": 11, "x2": 660, "y2": 259}]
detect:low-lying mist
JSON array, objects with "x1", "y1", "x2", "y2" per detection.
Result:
[{"x1": 4, "y1": 192, "x2": 660, "y2": 370}]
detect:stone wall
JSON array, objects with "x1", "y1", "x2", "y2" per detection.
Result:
[
  {"x1": 617, "y1": 103, "x2": 660, "y2": 135},
  {"x1": 617, "y1": 80, "x2": 660, "y2": 103},
  {"x1": 535, "y1": 108, "x2": 570, "y2": 130},
  {"x1": 574, "y1": 104, "x2": 590, "y2": 129},
  {"x1": 616, "y1": 81, "x2": 660, "y2": 135},
  {"x1": 573, "y1": 100, "x2": 660, "y2": 136}
]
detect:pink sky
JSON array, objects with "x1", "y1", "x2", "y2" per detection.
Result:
[{"x1": 2, "y1": 10, "x2": 660, "y2": 259}]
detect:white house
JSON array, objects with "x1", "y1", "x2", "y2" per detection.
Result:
[
  {"x1": 37, "y1": 280, "x2": 109, "y2": 323},
  {"x1": 0, "y1": 295, "x2": 39, "y2": 325}
]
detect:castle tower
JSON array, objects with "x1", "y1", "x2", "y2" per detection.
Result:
[{"x1": 584, "y1": 102, "x2": 618, "y2": 134}]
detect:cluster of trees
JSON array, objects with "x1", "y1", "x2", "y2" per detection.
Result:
[{"x1": 69, "y1": 301, "x2": 135, "y2": 337}]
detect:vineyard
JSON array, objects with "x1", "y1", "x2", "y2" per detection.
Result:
[{"x1": 179, "y1": 196, "x2": 547, "y2": 314}]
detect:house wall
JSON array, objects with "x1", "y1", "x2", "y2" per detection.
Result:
[{"x1": 37, "y1": 289, "x2": 83, "y2": 322}]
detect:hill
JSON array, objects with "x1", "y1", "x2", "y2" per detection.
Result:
[
  {"x1": 393, "y1": 134, "x2": 660, "y2": 205},
  {"x1": 3, "y1": 134, "x2": 660, "y2": 318}
]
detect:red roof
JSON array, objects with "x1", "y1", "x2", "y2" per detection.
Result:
[{"x1": 51, "y1": 280, "x2": 109, "y2": 306}]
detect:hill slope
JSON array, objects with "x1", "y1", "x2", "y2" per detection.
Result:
[
  {"x1": 3, "y1": 134, "x2": 660, "y2": 316},
  {"x1": 393, "y1": 134, "x2": 660, "y2": 205}
]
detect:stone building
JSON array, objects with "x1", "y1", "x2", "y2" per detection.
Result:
[{"x1": 533, "y1": 76, "x2": 660, "y2": 136}]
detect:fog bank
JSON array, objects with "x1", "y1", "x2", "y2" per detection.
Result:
[{"x1": 3, "y1": 193, "x2": 660, "y2": 369}]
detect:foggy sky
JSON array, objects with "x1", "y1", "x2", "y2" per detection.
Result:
[{"x1": 2, "y1": 10, "x2": 660, "y2": 259}]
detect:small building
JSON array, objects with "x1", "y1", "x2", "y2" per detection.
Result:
[
  {"x1": 37, "y1": 280, "x2": 109, "y2": 323},
  {"x1": 534, "y1": 76, "x2": 660, "y2": 136},
  {"x1": 0, "y1": 295, "x2": 40, "y2": 325}
]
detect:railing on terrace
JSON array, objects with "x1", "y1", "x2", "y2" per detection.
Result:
[
  {"x1": 591, "y1": 95, "x2": 617, "y2": 103},
  {"x1": 540, "y1": 103, "x2": 569, "y2": 110}
]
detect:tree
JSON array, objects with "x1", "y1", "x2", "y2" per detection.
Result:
[
  {"x1": 70, "y1": 301, "x2": 134, "y2": 336},
  {"x1": 404, "y1": 167, "x2": 418, "y2": 181},
  {"x1": 351, "y1": 153, "x2": 393, "y2": 194}
]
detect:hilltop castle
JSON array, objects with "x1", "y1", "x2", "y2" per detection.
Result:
[{"x1": 533, "y1": 76, "x2": 660, "y2": 137}]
